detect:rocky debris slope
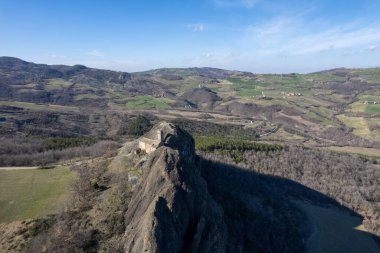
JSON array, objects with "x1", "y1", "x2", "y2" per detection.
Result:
[{"x1": 124, "y1": 122, "x2": 227, "y2": 253}]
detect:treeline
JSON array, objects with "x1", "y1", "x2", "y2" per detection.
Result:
[
  {"x1": 200, "y1": 146, "x2": 380, "y2": 236},
  {"x1": 171, "y1": 118, "x2": 259, "y2": 140},
  {"x1": 0, "y1": 136, "x2": 102, "y2": 156},
  {"x1": 195, "y1": 136, "x2": 283, "y2": 152},
  {"x1": 44, "y1": 136, "x2": 97, "y2": 150},
  {"x1": 194, "y1": 136, "x2": 283, "y2": 163},
  {"x1": 0, "y1": 140, "x2": 120, "y2": 166},
  {"x1": 0, "y1": 137, "x2": 45, "y2": 155}
]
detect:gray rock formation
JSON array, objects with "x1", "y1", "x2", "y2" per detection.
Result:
[{"x1": 124, "y1": 122, "x2": 226, "y2": 253}]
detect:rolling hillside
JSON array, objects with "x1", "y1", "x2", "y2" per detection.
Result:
[
  {"x1": 1, "y1": 57, "x2": 379, "y2": 152},
  {"x1": 0, "y1": 57, "x2": 379, "y2": 252}
]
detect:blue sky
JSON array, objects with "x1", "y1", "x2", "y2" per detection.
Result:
[{"x1": 1, "y1": 0, "x2": 380, "y2": 73}]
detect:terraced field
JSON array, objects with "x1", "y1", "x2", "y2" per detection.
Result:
[{"x1": 337, "y1": 115, "x2": 380, "y2": 142}]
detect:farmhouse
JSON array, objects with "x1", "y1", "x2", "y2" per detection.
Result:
[
  {"x1": 138, "y1": 130, "x2": 163, "y2": 154},
  {"x1": 363, "y1": 101, "x2": 378, "y2": 105}
]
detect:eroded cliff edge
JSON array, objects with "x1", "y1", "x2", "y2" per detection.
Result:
[{"x1": 124, "y1": 122, "x2": 226, "y2": 253}]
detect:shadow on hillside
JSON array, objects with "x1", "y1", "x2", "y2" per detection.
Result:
[{"x1": 199, "y1": 157, "x2": 380, "y2": 253}]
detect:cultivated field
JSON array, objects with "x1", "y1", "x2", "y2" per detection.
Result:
[
  {"x1": 326, "y1": 146, "x2": 380, "y2": 158},
  {"x1": 337, "y1": 114, "x2": 380, "y2": 142}
]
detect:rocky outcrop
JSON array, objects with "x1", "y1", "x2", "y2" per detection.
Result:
[{"x1": 124, "y1": 122, "x2": 226, "y2": 253}]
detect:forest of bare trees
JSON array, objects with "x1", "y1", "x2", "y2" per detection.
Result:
[
  {"x1": 0, "y1": 139, "x2": 120, "y2": 166},
  {"x1": 200, "y1": 146, "x2": 380, "y2": 235}
]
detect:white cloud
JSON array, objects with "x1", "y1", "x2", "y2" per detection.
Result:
[
  {"x1": 245, "y1": 17, "x2": 380, "y2": 56},
  {"x1": 293, "y1": 26, "x2": 380, "y2": 54},
  {"x1": 247, "y1": 17, "x2": 295, "y2": 39},
  {"x1": 367, "y1": 44, "x2": 379, "y2": 51},
  {"x1": 212, "y1": 0, "x2": 260, "y2": 8},
  {"x1": 188, "y1": 23, "x2": 204, "y2": 32},
  {"x1": 86, "y1": 50, "x2": 105, "y2": 57}
]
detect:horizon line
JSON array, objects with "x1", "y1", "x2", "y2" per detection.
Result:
[{"x1": 1, "y1": 55, "x2": 379, "y2": 75}]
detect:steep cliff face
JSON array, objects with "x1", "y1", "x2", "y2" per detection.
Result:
[{"x1": 124, "y1": 123, "x2": 226, "y2": 253}]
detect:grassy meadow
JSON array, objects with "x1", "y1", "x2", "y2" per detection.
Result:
[
  {"x1": 125, "y1": 96, "x2": 171, "y2": 109},
  {"x1": 0, "y1": 166, "x2": 74, "y2": 223}
]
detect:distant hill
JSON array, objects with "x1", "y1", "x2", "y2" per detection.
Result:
[
  {"x1": 137, "y1": 66, "x2": 256, "y2": 78},
  {"x1": 0, "y1": 56, "x2": 379, "y2": 149},
  {"x1": 0, "y1": 56, "x2": 131, "y2": 86}
]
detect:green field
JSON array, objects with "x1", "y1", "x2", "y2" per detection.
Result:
[
  {"x1": 124, "y1": 96, "x2": 171, "y2": 109},
  {"x1": 337, "y1": 115, "x2": 369, "y2": 136},
  {"x1": 45, "y1": 79, "x2": 72, "y2": 91},
  {"x1": 235, "y1": 89, "x2": 262, "y2": 97},
  {"x1": 366, "y1": 104, "x2": 380, "y2": 115},
  {"x1": 350, "y1": 68, "x2": 380, "y2": 83},
  {"x1": 350, "y1": 102, "x2": 367, "y2": 112},
  {"x1": 0, "y1": 167, "x2": 74, "y2": 223},
  {"x1": 337, "y1": 114, "x2": 380, "y2": 141},
  {"x1": 73, "y1": 93, "x2": 102, "y2": 100},
  {"x1": 224, "y1": 78, "x2": 261, "y2": 97},
  {"x1": 349, "y1": 95, "x2": 380, "y2": 115}
]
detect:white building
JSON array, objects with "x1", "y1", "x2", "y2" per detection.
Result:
[{"x1": 138, "y1": 130, "x2": 163, "y2": 154}]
